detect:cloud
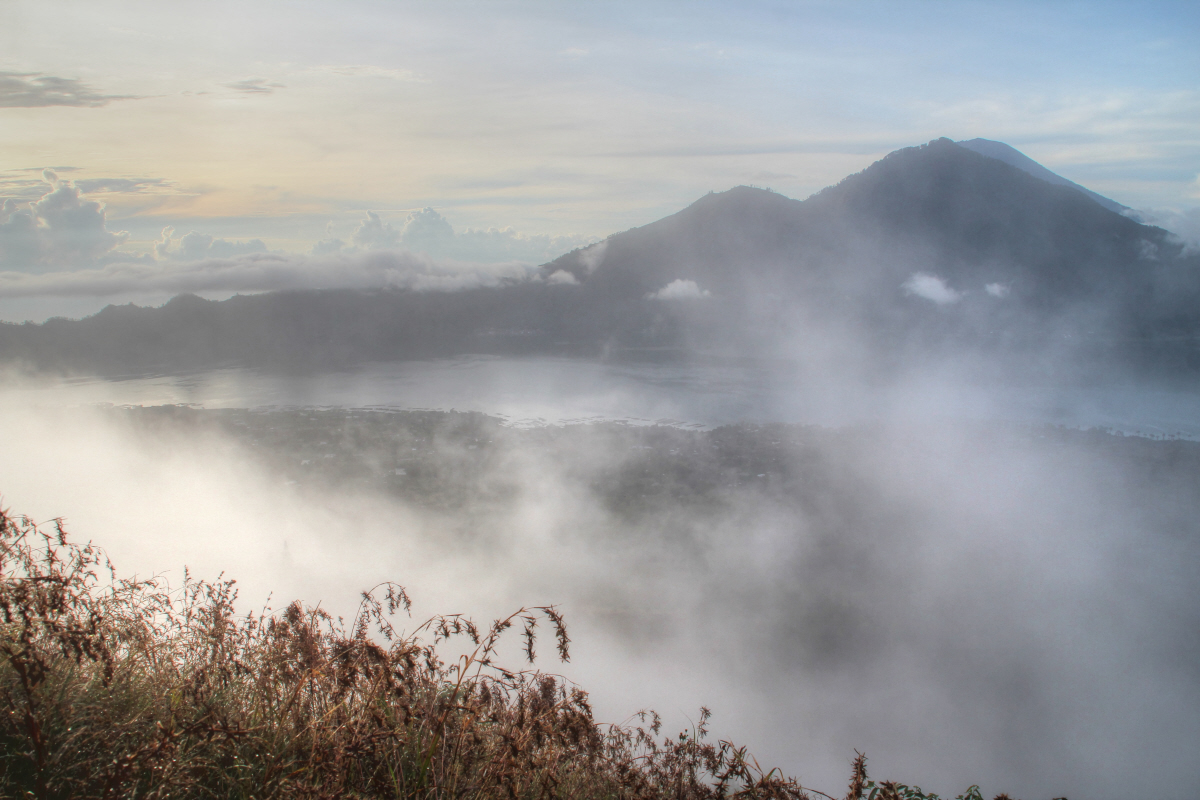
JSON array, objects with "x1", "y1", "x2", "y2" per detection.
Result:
[
  {"x1": 1130, "y1": 207, "x2": 1200, "y2": 255},
  {"x1": 903, "y1": 272, "x2": 962, "y2": 305},
  {"x1": 319, "y1": 209, "x2": 593, "y2": 264},
  {"x1": 0, "y1": 71, "x2": 138, "y2": 107},
  {"x1": 0, "y1": 172, "x2": 128, "y2": 270},
  {"x1": 0, "y1": 250, "x2": 538, "y2": 298},
  {"x1": 984, "y1": 282, "x2": 1010, "y2": 298},
  {"x1": 155, "y1": 227, "x2": 268, "y2": 260},
  {"x1": 396, "y1": 207, "x2": 457, "y2": 252},
  {"x1": 224, "y1": 78, "x2": 285, "y2": 94},
  {"x1": 343, "y1": 210, "x2": 410, "y2": 252},
  {"x1": 311, "y1": 238, "x2": 347, "y2": 256},
  {"x1": 577, "y1": 240, "x2": 608, "y2": 273},
  {"x1": 547, "y1": 269, "x2": 579, "y2": 285},
  {"x1": 646, "y1": 279, "x2": 711, "y2": 300},
  {"x1": 0, "y1": 176, "x2": 59, "y2": 204}
]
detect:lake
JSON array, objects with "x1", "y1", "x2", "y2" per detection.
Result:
[{"x1": 6, "y1": 354, "x2": 1200, "y2": 437}]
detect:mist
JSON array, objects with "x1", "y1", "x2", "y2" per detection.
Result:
[
  {"x1": 2, "y1": 367, "x2": 1198, "y2": 799},
  {"x1": 3, "y1": 138, "x2": 1200, "y2": 798},
  {"x1": 7, "y1": 0, "x2": 1200, "y2": 794}
]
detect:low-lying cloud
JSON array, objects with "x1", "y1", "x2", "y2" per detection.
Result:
[
  {"x1": 1, "y1": 179, "x2": 596, "y2": 299},
  {"x1": 547, "y1": 269, "x2": 579, "y2": 285},
  {"x1": 646, "y1": 278, "x2": 711, "y2": 299},
  {"x1": 903, "y1": 272, "x2": 961, "y2": 305},
  {"x1": 577, "y1": 239, "x2": 608, "y2": 273},
  {"x1": 1132, "y1": 206, "x2": 1200, "y2": 255},
  {"x1": 0, "y1": 250, "x2": 537, "y2": 298}
]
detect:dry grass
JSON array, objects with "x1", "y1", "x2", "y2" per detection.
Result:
[{"x1": 0, "y1": 503, "x2": 1025, "y2": 800}]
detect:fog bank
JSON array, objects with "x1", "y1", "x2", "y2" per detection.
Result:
[{"x1": 1, "y1": 395, "x2": 1197, "y2": 798}]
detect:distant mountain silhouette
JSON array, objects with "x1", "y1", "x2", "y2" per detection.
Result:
[{"x1": 3, "y1": 138, "x2": 1197, "y2": 379}]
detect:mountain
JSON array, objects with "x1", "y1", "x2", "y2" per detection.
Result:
[
  {"x1": 544, "y1": 137, "x2": 1198, "y2": 372},
  {"x1": 955, "y1": 138, "x2": 1128, "y2": 215},
  {"x1": 2, "y1": 138, "x2": 1197, "y2": 378},
  {"x1": 548, "y1": 138, "x2": 1156, "y2": 305}
]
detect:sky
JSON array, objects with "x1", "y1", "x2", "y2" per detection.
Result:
[{"x1": 1, "y1": 0, "x2": 1198, "y2": 318}]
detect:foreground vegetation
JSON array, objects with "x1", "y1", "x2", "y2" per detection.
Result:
[{"x1": 0, "y1": 503, "x2": 1030, "y2": 799}]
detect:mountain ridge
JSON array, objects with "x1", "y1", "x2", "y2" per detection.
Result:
[
  {"x1": 3, "y1": 138, "x2": 1197, "y2": 378},
  {"x1": 548, "y1": 138, "x2": 1174, "y2": 309}
]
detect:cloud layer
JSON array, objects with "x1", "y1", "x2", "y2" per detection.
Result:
[
  {"x1": 0, "y1": 250, "x2": 537, "y2": 298},
  {"x1": 0, "y1": 179, "x2": 590, "y2": 301}
]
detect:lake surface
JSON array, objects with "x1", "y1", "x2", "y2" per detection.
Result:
[{"x1": 7, "y1": 354, "x2": 1200, "y2": 437}]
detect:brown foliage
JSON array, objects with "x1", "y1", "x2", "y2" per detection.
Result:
[{"x1": 0, "y1": 503, "x2": 823, "y2": 799}]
